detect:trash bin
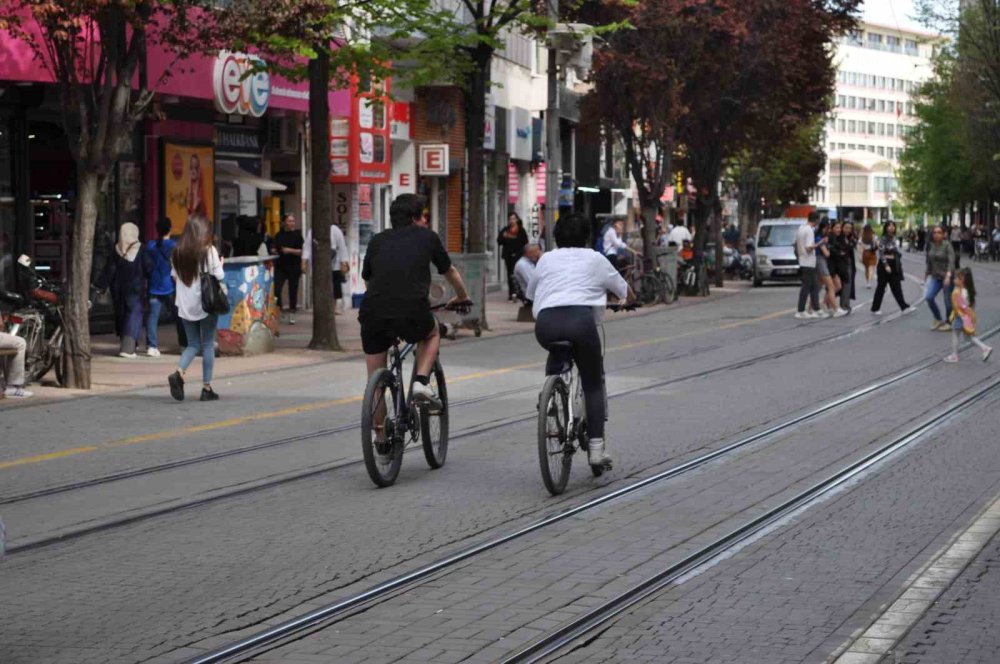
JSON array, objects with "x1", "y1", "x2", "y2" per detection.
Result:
[{"x1": 431, "y1": 253, "x2": 487, "y2": 337}]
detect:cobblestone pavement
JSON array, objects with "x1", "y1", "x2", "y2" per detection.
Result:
[
  {"x1": 3, "y1": 275, "x2": 1000, "y2": 664},
  {"x1": 885, "y1": 530, "x2": 1000, "y2": 664}
]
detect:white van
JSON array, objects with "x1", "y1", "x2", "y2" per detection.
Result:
[{"x1": 752, "y1": 218, "x2": 806, "y2": 287}]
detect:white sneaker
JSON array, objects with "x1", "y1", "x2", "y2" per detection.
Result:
[
  {"x1": 943, "y1": 354, "x2": 959, "y2": 363},
  {"x1": 872, "y1": 310, "x2": 883, "y2": 316},
  {"x1": 289, "y1": 315, "x2": 296, "y2": 325},
  {"x1": 119, "y1": 351, "x2": 137, "y2": 359},
  {"x1": 806, "y1": 310, "x2": 823, "y2": 319},
  {"x1": 794, "y1": 311, "x2": 810, "y2": 320},
  {"x1": 866, "y1": 282, "x2": 872, "y2": 289},
  {"x1": 4, "y1": 386, "x2": 33, "y2": 398},
  {"x1": 587, "y1": 438, "x2": 613, "y2": 467},
  {"x1": 146, "y1": 347, "x2": 161, "y2": 358},
  {"x1": 834, "y1": 308, "x2": 849, "y2": 317},
  {"x1": 904, "y1": 305, "x2": 920, "y2": 315},
  {"x1": 411, "y1": 381, "x2": 443, "y2": 412}
]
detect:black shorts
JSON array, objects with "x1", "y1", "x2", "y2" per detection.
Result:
[{"x1": 360, "y1": 311, "x2": 436, "y2": 354}]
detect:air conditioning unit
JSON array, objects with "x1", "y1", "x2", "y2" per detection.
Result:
[
  {"x1": 548, "y1": 23, "x2": 594, "y2": 79},
  {"x1": 266, "y1": 117, "x2": 298, "y2": 154}
]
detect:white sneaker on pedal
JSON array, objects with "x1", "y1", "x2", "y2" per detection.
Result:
[
  {"x1": 411, "y1": 381, "x2": 443, "y2": 412},
  {"x1": 588, "y1": 438, "x2": 613, "y2": 467}
]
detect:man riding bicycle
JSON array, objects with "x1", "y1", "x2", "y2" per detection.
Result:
[
  {"x1": 360, "y1": 194, "x2": 470, "y2": 408},
  {"x1": 526, "y1": 213, "x2": 635, "y2": 468}
]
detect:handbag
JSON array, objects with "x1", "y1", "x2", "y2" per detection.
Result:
[{"x1": 200, "y1": 252, "x2": 230, "y2": 315}]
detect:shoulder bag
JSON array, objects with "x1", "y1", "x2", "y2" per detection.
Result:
[{"x1": 200, "y1": 251, "x2": 230, "y2": 315}]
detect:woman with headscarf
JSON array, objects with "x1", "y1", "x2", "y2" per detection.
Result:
[{"x1": 97, "y1": 222, "x2": 147, "y2": 358}]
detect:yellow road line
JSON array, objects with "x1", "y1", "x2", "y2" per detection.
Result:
[{"x1": 1, "y1": 303, "x2": 796, "y2": 470}]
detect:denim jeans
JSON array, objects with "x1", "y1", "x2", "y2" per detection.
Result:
[
  {"x1": 179, "y1": 315, "x2": 218, "y2": 385},
  {"x1": 924, "y1": 276, "x2": 953, "y2": 322}
]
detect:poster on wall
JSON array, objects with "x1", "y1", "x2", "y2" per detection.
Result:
[{"x1": 162, "y1": 141, "x2": 215, "y2": 233}]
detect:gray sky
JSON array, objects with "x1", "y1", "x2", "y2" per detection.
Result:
[{"x1": 862, "y1": 0, "x2": 927, "y2": 33}]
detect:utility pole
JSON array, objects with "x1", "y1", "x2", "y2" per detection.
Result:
[{"x1": 544, "y1": 0, "x2": 560, "y2": 250}]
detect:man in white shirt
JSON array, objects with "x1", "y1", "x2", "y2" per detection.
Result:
[
  {"x1": 303, "y1": 223, "x2": 350, "y2": 313},
  {"x1": 514, "y1": 243, "x2": 542, "y2": 296},
  {"x1": 603, "y1": 219, "x2": 638, "y2": 270},
  {"x1": 667, "y1": 222, "x2": 693, "y2": 248},
  {"x1": 0, "y1": 312, "x2": 32, "y2": 399},
  {"x1": 795, "y1": 212, "x2": 821, "y2": 319}
]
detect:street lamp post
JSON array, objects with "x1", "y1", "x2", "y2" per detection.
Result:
[{"x1": 544, "y1": 0, "x2": 560, "y2": 250}]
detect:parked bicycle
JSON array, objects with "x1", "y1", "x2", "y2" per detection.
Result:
[
  {"x1": 360, "y1": 300, "x2": 473, "y2": 488},
  {"x1": 536, "y1": 303, "x2": 637, "y2": 496},
  {"x1": 618, "y1": 257, "x2": 664, "y2": 306}
]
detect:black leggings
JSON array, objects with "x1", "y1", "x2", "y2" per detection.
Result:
[
  {"x1": 275, "y1": 265, "x2": 302, "y2": 312},
  {"x1": 504, "y1": 255, "x2": 519, "y2": 298},
  {"x1": 535, "y1": 306, "x2": 606, "y2": 439},
  {"x1": 872, "y1": 263, "x2": 908, "y2": 312}
]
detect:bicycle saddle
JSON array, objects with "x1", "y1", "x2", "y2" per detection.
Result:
[{"x1": 546, "y1": 341, "x2": 574, "y2": 375}]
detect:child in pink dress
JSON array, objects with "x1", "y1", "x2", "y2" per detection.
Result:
[{"x1": 944, "y1": 268, "x2": 992, "y2": 363}]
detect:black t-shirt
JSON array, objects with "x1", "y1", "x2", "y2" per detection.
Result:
[
  {"x1": 360, "y1": 225, "x2": 452, "y2": 321},
  {"x1": 273, "y1": 229, "x2": 304, "y2": 271}
]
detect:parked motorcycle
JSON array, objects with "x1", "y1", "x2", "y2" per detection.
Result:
[{"x1": 1, "y1": 255, "x2": 68, "y2": 386}]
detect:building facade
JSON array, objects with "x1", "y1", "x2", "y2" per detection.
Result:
[{"x1": 810, "y1": 21, "x2": 938, "y2": 224}]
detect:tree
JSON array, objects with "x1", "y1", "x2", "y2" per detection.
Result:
[
  {"x1": 0, "y1": 1, "x2": 204, "y2": 388},
  {"x1": 729, "y1": 116, "x2": 827, "y2": 240},
  {"x1": 677, "y1": 0, "x2": 859, "y2": 286},
  {"x1": 214, "y1": 0, "x2": 468, "y2": 351},
  {"x1": 584, "y1": 0, "x2": 725, "y2": 262}
]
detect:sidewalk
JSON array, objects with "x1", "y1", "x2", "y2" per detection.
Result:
[{"x1": 11, "y1": 282, "x2": 747, "y2": 405}]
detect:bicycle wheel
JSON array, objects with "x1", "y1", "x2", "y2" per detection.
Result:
[
  {"x1": 419, "y1": 360, "x2": 449, "y2": 469},
  {"x1": 637, "y1": 275, "x2": 661, "y2": 306},
  {"x1": 18, "y1": 315, "x2": 51, "y2": 384},
  {"x1": 51, "y1": 327, "x2": 66, "y2": 387},
  {"x1": 361, "y1": 368, "x2": 404, "y2": 487},
  {"x1": 538, "y1": 375, "x2": 572, "y2": 495},
  {"x1": 659, "y1": 272, "x2": 677, "y2": 304}
]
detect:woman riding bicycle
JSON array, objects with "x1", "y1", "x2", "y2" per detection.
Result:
[{"x1": 526, "y1": 213, "x2": 634, "y2": 469}]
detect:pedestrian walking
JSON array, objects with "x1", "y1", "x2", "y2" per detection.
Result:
[
  {"x1": 949, "y1": 225, "x2": 962, "y2": 269},
  {"x1": 924, "y1": 225, "x2": 956, "y2": 331},
  {"x1": 860, "y1": 224, "x2": 878, "y2": 289},
  {"x1": 816, "y1": 219, "x2": 837, "y2": 315},
  {"x1": 794, "y1": 212, "x2": 822, "y2": 319},
  {"x1": 143, "y1": 216, "x2": 186, "y2": 356},
  {"x1": 498, "y1": 212, "x2": 528, "y2": 301},
  {"x1": 944, "y1": 268, "x2": 992, "y2": 363},
  {"x1": 97, "y1": 222, "x2": 146, "y2": 358},
  {"x1": 272, "y1": 214, "x2": 304, "y2": 324},
  {"x1": 827, "y1": 220, "x2": 852, "y2": 315},
  {"x1": 168, "y1": 216, "x2": 223, "y2": 402},
  {"x1": 302, "y1": 221, "x2": 350, "y2": 314},
  {"x1": 843, "y1": 221, "x2": 858, "y2": 302},
  {"x1": 871, "y1": 221, "x2": 911, "y2": 314}
]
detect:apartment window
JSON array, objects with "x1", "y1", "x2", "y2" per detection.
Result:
[
  {"x1": 869, "y1": 74, "x2": 877, "y2": 87},
  {"x1": 868, "y1": 98, "x2": 877, "y2": 110},
  {"x1": 837, "y1": 95, "x2": 846, "y2": 107},
  {"x1": 886, "y1": 35, "x2": 901, "y2": 52},
  {"x1": 848, "y1": 120, "x2": 857, "y2": 133},
  {"x1": 830, "y1": 142, "x2": 837, "y2": 152},
  {"x1": 848, "y1": 31, "x2": 863, "y2": 46},
  {"x1": 906, "y1": 101, "x2": 915, "y2": 116},
  {"x1": 887, "y1": 124, "x2": 895, "y2": 137},
  {"x1": 848, "y1": 143, "x2": 856, "y2": 150},
  {"x1": 877, "y1": 146, "x2": 885, "y2": 156},
  {"x1": 879, "y1": 76, "x2": 887, "y2": 89},
  {"x1": 868, "y1": 121, "x2": 876, "y2": 134},
  {"x1": 868, "y1": 145, "x2": 876, "y2": 153},
  {"x1": 877, "y1": 100, "x2": 885, "y2": 113},
  {"x1": 868, "y1": 32, "x2": 883, "y2": 49},
  {"x1": 838, "y1": 143, "x2": 846, "y2": 150},
  {"x1": 838, "y1": 119, "x2": 846, "y2": 132},
  {"x1": 896, "y1": 79, "x2": 904, "y2": 91},
  {"x1": 848, "y1": 96, "x2": 857, "y2": 109},
  {"x1": 878, "y1": 123, "x2": 886, "y2": 135},
  {"x1": 905, "y1": 39, "x2": 918, "y2": 56}
]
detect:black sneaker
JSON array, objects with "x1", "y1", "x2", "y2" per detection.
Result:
[
  {"x1": 200, "y1": 387, "x2": 220, "y2": 402},
  {"x1": 168, "y1": 371, "x2": 185, "y2": 401}
]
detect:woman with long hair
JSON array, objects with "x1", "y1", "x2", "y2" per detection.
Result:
[
  {"x1": 498, "y1": 212, "x2": 528, "y2": 301},
  {"x1": 924, "y1": 224, "x2": 956, "y2": 331},
  {"x1": 816, "y1": 219, "x2": 837, "y2": 315},
  {"x1": 843, "y1": 221, "x2": 858, "y2": 302},
  {"x1": 871, "y1": 220, "x2": 911, "y2": 314},
  {"x1": 168, "y1": 216, "x2": 223, "y2": 401},
  {"x1": 97, "y1": 222, "x2": 147, "y2": 358},
  {"x1": 860, "y1": 224, "x2": 878, "y2": 289},
  {"x1": 827, "y1": 220, "x2": 851, "y2": 315}
]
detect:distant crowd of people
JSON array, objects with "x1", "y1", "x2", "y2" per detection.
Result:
[{"x1": 794, "y1": 211, "x2": 992, "y2": 363}]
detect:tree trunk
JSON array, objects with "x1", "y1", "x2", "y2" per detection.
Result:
[
  {"x1": 639, "y1": 197, "x2": 659, "y2": 265},
  {"x1": 307, "y1": 49, "x2": 340, "y2": 351},
  {"x1": 465, "y1": 54, "x2": 490, "y2": 254},
  {"x1": 714, "y1": 197, "x2": 724, "y2": 287},
  {"x1": 63, "y1": 169, "x2": 101, "y2": 389}
]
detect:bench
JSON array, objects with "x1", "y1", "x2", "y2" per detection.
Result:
[{"x1": 0, "y1": 347, "x2": 18, "y2": 399}]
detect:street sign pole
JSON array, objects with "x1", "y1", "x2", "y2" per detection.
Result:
[{"x1": 545, "y1": 0, "x2": 560, "y2": 250}]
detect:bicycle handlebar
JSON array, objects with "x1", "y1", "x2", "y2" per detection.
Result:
[
  {"x1": 607, "y1": 302, "x2": 641, "y2": 313},
  {"x1": 431, "y1": 299, "x2": 474, "y2": 314}
]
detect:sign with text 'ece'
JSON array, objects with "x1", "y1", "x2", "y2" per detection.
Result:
[{"x1": 419, "y1": 144, "x2": 450, "y2": 176}]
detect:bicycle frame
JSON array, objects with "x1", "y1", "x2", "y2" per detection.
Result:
[{"x1": 388, "y1": 341, "x2": 417, "y2": 429}]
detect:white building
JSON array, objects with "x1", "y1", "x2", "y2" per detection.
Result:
[{"x1": 810, "y1": 21, "x2": 939, "y2": 224}]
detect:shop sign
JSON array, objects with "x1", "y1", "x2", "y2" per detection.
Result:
[
  {"x1": 213, "y1": 51, "x2": 271, "y2": 117},
  {"x1": 215, "y1": 125, "x2": 263, "y2": 154},
  {"x1": 511, "y1": 107, "x2": 533, "y2": 161},
  {"x1": 507, "y1": 162, "x2": 519, "y2": 204},
  {"x1": 484, "y1": 96, "x2": 496, "y2": 151},
  {"x1": 419, "y1": 144, "x2": 450, "y2": 176},
  {"x1": 536, "y1": 162, "x2": 547, "y2": 205},
  {"x1": 390, "y1": 102, "x2": 411, "y2": 140}
]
